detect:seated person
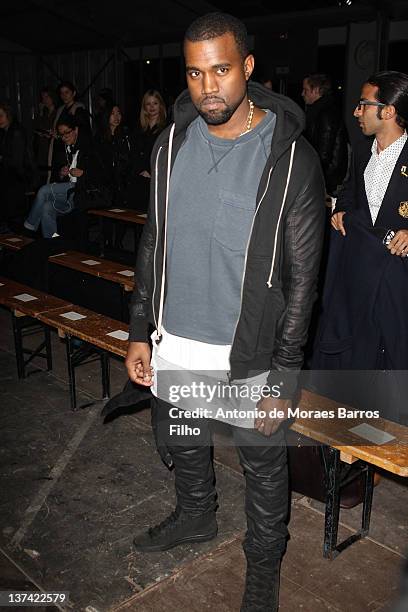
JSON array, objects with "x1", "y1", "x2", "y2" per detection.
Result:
[{"x1": 24, "y1": 116, "x2": 106, "y2": 238}]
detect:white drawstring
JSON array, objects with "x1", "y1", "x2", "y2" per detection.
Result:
[
  {"x1": 267, "y1": 140, "x2": 296, "y2": 288},
  {"x1": 156, "y1": 123, "x2": 176, "y2": 342}
]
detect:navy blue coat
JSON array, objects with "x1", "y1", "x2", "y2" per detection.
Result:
[{"x1": 312, "y1": 137, "x2": 408, "y2": 370}]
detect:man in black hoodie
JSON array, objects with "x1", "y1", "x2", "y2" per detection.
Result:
[{"x1": 124, "y1": 13, "x2": 325, "y2": 611}]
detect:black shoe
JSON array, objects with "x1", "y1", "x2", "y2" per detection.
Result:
[
  {"x1": 133, "y1": 506, "x2": 217, "y2": 552},
  {"x1": 240, "y1": 557, "x2": 281, "y2": 612}
]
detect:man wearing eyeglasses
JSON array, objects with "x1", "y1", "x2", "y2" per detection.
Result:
[{"x1": 314, "y1": 71, "x2": 408, "y2": 423}]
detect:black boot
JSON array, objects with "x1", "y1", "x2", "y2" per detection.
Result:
[
  {"x1": 134, "y1": 441, "x2": 218, "y2": 552},
  {"x1": 241, "y1": 553, "x2": 281, "y2": 612},
  {"x1": 133, "y1": 505, "x2": 217, "y2": 552}
]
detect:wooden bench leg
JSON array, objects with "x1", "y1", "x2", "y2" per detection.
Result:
[
  {"x1": 12, "y1": 313, "x2": 26, "y2": 379},
  {"x1": 361, "y1": 464, "x2": 375, "y2": 536},
  {"x1": 45, "y1": 327, "x2": 53, "y2": 371},
  {"x1": 100, "y1": 351, "x2": 110, "y2": 400},
  {"x1": 65, "y1": 335, "x2": 77, "y2": 411},
  {"x1": 12, "y1": 314, "x2": 53, "y2": 379},
  {"x1": 324, "y1": 446, "x2": 341, "y2": 559},
  {"x1": 323, "y1": 447, "x2": 375, "y2": 559}
]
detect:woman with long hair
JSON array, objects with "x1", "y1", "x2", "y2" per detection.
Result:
[
  {"x1": 94, "y1": 104, "x2": 131, "y2": 208},
  {"x1": 126, "y1": 90, "x2": 167, "y2": 212}
]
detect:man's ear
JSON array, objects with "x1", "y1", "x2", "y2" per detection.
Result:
[
  {"x1": 244, "y1": 54, "x2": 255, "y2": 81},
  {"x1": 383, "y1": 104, "x2": 396, "y2": 120}
]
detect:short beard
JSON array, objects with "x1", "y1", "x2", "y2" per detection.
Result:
[
  {"x1": 196, "y1": 91, "x2": 247, "y2": 126},
  {"x1": 197, "y1": 105, "x2": 235, "y2": 125}
]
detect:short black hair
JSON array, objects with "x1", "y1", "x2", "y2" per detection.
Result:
[
  {"x1": 56, "y1": 114, "x2": 77, "y2": 130},
  {"x1": 304, "y1": 74, "x2": 332, "y2": 97},
  {"x1": 368, "y1": 70, "x2": 408, "y2": 128},
  {"x1": 184, "y1": 12, "x2": 249, "y2": 59}
]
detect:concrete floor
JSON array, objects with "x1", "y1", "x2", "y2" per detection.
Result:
[{"x1": 0, "y1": 306, "x2": 407, "y2": 612}]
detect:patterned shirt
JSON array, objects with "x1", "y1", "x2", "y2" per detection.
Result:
[{"x1": 364, "y1": 131, "x2": 407, "y2": 224}]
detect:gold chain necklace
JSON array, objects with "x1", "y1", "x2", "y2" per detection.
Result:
[{"x1": 238, "y1": 99, "x2": 254, "y2": 137}]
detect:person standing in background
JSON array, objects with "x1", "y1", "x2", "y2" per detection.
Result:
[
  {"x1": 0, "y1": 103, "x2": 33, "y2": 233},
  {"x1": 302, "y1": 73, "x2": 348, "y2": 199},
  {"x1": 126, "y1": 90, "x2": 167, "y2": 211},
  {"x1": 32, "y1": 87, "x2": 57, "y2": 186}
]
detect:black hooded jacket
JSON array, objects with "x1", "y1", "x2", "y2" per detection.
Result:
[{"x1": 129, "y1": 82, "x2": 325, "y2": 398}]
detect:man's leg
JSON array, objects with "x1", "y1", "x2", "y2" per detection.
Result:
[
  {"x1": 133, "y1": 397, "x2": 218, "y2": 552},
  {"x1": 233, "y1": 426, "x2": 288, "y2": 612}
]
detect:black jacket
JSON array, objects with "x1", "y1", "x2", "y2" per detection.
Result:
[
  {"x1": 305, "y1": 94, "x2": 348, "y2": 196},
  {"x1": 0, "y1": 122, "x2": 34, "y2": 219},
  {"x1": 129, "y1": 82, "x2": 325, "y2": 398},
  {"x1": 94, "y1": 128, "x2": 131, "y2": 207},
  {"x1": 52, "y1": 131, "x2": 108, "y2": 211},
  {"x1": 335, "y1": 137, "x2": 408, "y2": 231}
]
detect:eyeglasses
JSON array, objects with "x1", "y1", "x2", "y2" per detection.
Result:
[
  {"x1": 356, "y1": 100, "x2": 386, "y2": 111},
  {"x1": 58, "y1": 129, "x2": 74, "y2": 139}
]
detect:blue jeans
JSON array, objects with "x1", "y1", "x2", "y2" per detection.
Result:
[{"x1": 25, "y1": 182, "x2": 75, "y2": 238}]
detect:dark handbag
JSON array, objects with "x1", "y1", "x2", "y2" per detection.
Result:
[
  {"x1": 286, "y1": 429, "x2": 366, "y2": 509},
  {"x1": 74, "y1": 185, "x2": 112, "y2": 211}
]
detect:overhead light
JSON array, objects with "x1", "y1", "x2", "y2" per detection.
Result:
[
  {"x1": 146, "y1": 60, "x2": 150, "y2": 64},
  {"x1": 338, "y1": 0, "x2": 352, "y2": 6}
]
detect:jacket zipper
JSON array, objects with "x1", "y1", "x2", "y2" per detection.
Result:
[
  {"x1": 227, "y1": 140, "x2": 296, "y2": 380},
  {"x1": 151, "y1": 145, "x2": 163, "y2": 334},
  {"x1": 227, "y1": 164, "x2": 274, "y2": 379}
]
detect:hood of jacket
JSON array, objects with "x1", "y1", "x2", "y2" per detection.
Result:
[{"x1": 172, "y1": 81, "x2": 305, "y2": 164}]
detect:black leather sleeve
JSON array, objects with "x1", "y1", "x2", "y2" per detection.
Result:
[
  {"x1": 333, "y1": 151, "x2": 357, "y2": 214},
  {"x1": 128, "y1": 141, "x2": 162, "y2": 342},
  {"x1": 269, "y1": 147, "x2": 325, "y2": 396}
]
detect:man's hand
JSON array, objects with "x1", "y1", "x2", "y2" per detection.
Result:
[
  {"x1": 331, "y1": 211, "x2": 346, "y2": 236},
  {"x1": 125, "y1": 341, "x2": 153, "y2": 386},
  {"x1": 387, "y1": 229, "x2": 408, "y2": 257},
  {"x1": 139, "y1": 170, "x2": 151, "y2": 178},
  {"x1": 69, "y1": 167, "x2": 84, "y2": 178},
  {"x1": 60, "y1": 165, "x2": 70, "y2": 177},
  {"x1": 254, "y1": 397, "x2": 291, "y2": 436}
]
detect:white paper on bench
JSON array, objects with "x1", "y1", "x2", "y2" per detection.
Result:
[
  {"x1": 108, "y1": 208, "x2": 125, "y2": 212},
  {"x1": 49, "y1": 252, "x2": 67, "y2": 257},
  {"x1": 138, "y1": 213, "x2": 147, "y2": 218},
  {"x1": 0, "y1": 283, "x2": 4, "y2": 286},
  {"x1": 81, "y1": 259, "x2": 101, "y2": 266},
  {"x1": 107, "y1": 329, "x2": 129, "y2": 341},
  {"x1": 118, "y1": 270, "x2": 134, "y2": 277},
  {"x1": 6, "y1": 237, "x2": 23, "y2": 242},
  {"x1": 14, "y1": 293, "x2": 38, "y2": 302},
  {"x1": 60, "y1": 311, "x2": 86, "y2": 321},
  {"x1": 349, "y1": 423, "x2": 396, "y2": 445}
]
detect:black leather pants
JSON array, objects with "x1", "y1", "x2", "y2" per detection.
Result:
[{"x1": 152, "y1": 397, "x2": 289, "y2": 559}]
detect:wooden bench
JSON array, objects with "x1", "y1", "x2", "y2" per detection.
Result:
[
  {"x1": 293, "y1": 389, "x2": 408, "y2": 558},
  {"x1": 0, "y1": 276, "x2": 129, "y2": 410},
  {"x1": 0, "y1": 277, "x2": 72, "y2": 377},
  {"x1": 48, "y1": 251, "x2": 135, "y2": 292},
  {"x1": 0, "y1": 234, "x2": 34, "y2": 251},
  {"x1": 88, "y1": 208, "x2": 146, "y2": 257},
  {"x1": 48, "y1": 250, "x2": 135, "y2": 321}
]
